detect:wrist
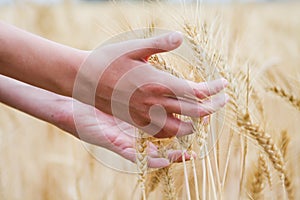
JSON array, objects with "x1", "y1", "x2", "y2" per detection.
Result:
[{"x1": 57, "y1": 49, "x2": 90, "y2": 97}]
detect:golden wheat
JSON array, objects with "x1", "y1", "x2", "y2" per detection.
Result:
[{"x1": 0, "y1": 1, "x2": 299, "y2": 200}]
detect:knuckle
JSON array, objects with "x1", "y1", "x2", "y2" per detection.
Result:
[{"x1": 142, "y1": 83, "x2": 167, "y2": 95}]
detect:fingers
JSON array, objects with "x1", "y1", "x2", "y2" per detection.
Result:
[
  {"x1": 143, "y1": 143, "x2": 197, "y2": 168},
  {"x1": 147, "y1": 150, "x2": 196, "y2": 168},
  {"x1": 138, "y1": 93, "x2": 228, "y2": 138},
  {"x1": 167, "y1": 150, "x2": 196, "y2": 163},
  {"x1": 159, "y1": 76, "x2": 228, "y2": 99},
  {"x1": 162, "y1": 93, "x2": 229, "y2": 117},
  {"x1": 198, "y1": 93, "x2": 230, "y2": 115},
  {"x1": 188, "y1": 78, "x2": 228, "y2": 99},
  {"x1": 149, "y1": 114, "x2": 194, "y2": 138},
  {"x1": 119, "y1": 139, "x2": 196, "y2": 168},
  {"x1": 127, "y1": 32, "x2": 183, "y2": 60}
]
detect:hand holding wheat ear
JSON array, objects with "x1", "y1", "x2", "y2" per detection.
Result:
[
  {"x1": 0, "y1": 22, "x2": 228, "y2": 138},
  {"x1": 73, "y1": 32, "x2": 229, "y2": 138},
  {"x1": 0, "y1": 23, "x2": 227, "y2": 167}
]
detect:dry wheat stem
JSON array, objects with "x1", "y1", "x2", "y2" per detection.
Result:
[
  {"x1": 204, "y1": 144, "x2": 218, "y2": 200},
  {"x1": 182, "y1": 150, "x2": 191, "y2": 200},
  {"x1": 239, "y1": 132, "x2": 248, "y2": 199},
  {"x1": 190, "y1": 154, "x2": 200, "y2": 200},
  {"x1": 221, "y1": 129, "x2": 234, "y2": 189},
  {"x1": 201, "y1": 157, "x2": 207, "y2": 200},
  {"x1": 209, "y1": 118, "x2": 222, "y2": 199}
]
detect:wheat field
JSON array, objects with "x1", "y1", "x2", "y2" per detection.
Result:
[{"x1": 0, "y1": 1, "x2": 300, "y2": 200}]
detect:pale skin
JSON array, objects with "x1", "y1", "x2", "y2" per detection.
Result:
[{"x1": 0, "y1": 21, "x2": 229, "y2": 167}]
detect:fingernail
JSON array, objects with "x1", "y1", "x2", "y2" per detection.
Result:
[
  {"x1": 169, "y1": 31, "x2": 183, "y2": 45},
  {"x1": 161, "y1": 159, "x2": 170, "y2": 167},
  {"x1": 225, "y1": 94, "x2": 230, "y2": 102},
  {"x1": 221, "y1": 78, "x2": 228, "y2": 87},
  {"x1": 191, "y1": 152, "x2": 197, "y2": 159}
]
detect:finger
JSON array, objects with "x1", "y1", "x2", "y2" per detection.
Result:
[
  {"x1": 167, "y1": 150, "x2": 197, "y2": 163},
  {"x1": 162, "y1": 93, "x2": 229, "y2": 117},
  {"x1": 152, "y1": 114, "x2": 194, "y2": 138},
  {"x1": 147, "y1": 150, "x2": 197, "y2": 168},
  {"x1": 161, "y1": 97, "x2": 201, "y2": 117},
  {"x1": 128, "y1": 32, "x2": 183, "y2": 60},
  {"x1": 121, "y1": 144, "x2": 170, "y2": 168},
  {"x1": 147, "y1": 142, "x2": 160, "y2": 158},
  {"x1": 198, "y1": 93, "x2": 229, "y2": 116},
  {"x1": 157, "y1": 76, "x2": 228, "y2": 103},
  {"x1": 148, "y1": 157, "x2": 170, "y2": 168},
  {"x1": 188, "y1": 78, "x2": 228, "y2": 99}
]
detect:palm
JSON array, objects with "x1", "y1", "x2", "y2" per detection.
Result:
[{"x1": 69, "y1": 100, "x2": 191, "y2": 168}]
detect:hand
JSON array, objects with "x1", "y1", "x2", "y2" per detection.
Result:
[
  {"x1": 0, "y1": 76, "x2": 192, "y2": 168},
  {"x1": 74, "y1": 32, "x2": 229, "y2": 138},
  {"x1": 67, "y1": 99, "x2": 194, "y2": 168}
]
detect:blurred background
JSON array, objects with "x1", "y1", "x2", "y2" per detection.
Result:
[{"x1": 0, "y1": 0, "x2": 297, "y2": 5}]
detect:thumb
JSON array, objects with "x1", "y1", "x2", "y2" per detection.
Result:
[{"x1": 128, "y1": 31, "x2": 183, "y2": 60}]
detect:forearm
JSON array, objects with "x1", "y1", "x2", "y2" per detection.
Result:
[
  {"x1": 0, "y1": 21, "x2": 88, "y2": 97},
  {"x1": 0, "y1": 75, "x2": 77, "y2": 135}
]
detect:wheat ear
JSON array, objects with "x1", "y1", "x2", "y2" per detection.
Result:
[
  {"x1": 279, "y1": 130, "x2": 294, "y2": 200},
  {"x1": 267, "y1": 86, "x2": 300, "y2": 111},
  {"x1": 145, "y1": 170, "x2": 163, "y2": 197},
  {"x1": 258, "y1": 154, "x2": 272, "y2": 189},
  {"x1": 237, "y1": 113, "x2": 295, "y2": 200},
  {"x1": 248, "y1": 154, "x2": 267, "y2": 200},
  {"x1": 156, "y1": 141, "x2": 177, "y2": 200},
  {"x1": 136, "y1": 129, "x2": 148, "y2": 200}
]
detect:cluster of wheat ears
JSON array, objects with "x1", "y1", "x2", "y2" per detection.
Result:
[{"x1": 130, "y1": 7, "x2": 298, "y2": 200}]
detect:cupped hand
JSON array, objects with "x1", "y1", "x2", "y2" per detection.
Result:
[
  {"x1": 60, "y1": 98, "x2": 194, "y2": 168},
  {"x1": 74, "y1": 32, "x2": 229, "y2": 138}
]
